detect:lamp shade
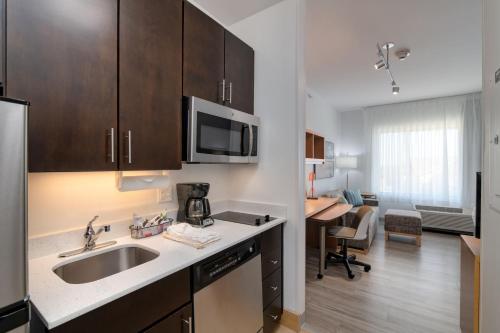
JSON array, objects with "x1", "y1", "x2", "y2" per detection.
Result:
[{"x1": 336, "y1": 156, "x2": 358, "y2": 169}]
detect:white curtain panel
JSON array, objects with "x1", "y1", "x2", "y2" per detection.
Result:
[{"x1": 363, "y1": 93, "x2": 481, "y2": 208}]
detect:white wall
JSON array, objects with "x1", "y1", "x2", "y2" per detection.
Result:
[
  {"x1": 305, "y1": 89, "x2": 341, "y2": 195},
  {"x1": 339, "y1": 110, "x2": 367, "y2": 191},
  {"x1": 228, "y1": 0, "x2": 306, "y2": 315},
  {"x1": 480, "y1": 0, "x2": 500, "y2": 331},
  {"x1": 28, "y1": 165, "x2": 231, "y2": 237}
]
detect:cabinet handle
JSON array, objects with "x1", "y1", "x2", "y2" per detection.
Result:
[
  {"x1": 267, "y1": 314, "x2": 279, "y2": 321},
  {"x1": 107, "y1": 128, "x2": 115, "y2": 163},
  {"x1": 124, "y1": 130, "x2": 132, "y2": 164},
  {"x1": 270, "y1": 286, "x2": 278, "y2": 291},
  {"x1": 220, "y1": 79, "x2": 226, "y2": 103},
  {"x1": 270, "y1": 259, "x2": 279, "y2": 265},
  {"x1": 493, "y1": 135, "x2": 499, "y2": 145},
  {"x1": 182, "y1": 316, "x2": 192, "y2": 333},
  {"x1": 227, "y1": 82, "x2": 233, "y2": 104}
]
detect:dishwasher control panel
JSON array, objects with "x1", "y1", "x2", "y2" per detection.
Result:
[{"x1": 193, "y1": 237, "x2": 261, "y2": 291}]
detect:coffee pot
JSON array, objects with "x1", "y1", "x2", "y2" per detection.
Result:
[{"x1": 176, "y1": 183, "x2": 214, "y2": 227}]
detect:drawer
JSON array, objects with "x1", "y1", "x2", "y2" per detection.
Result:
[
  {"x1": 262, "y1": 249, "x2": 281, "y2": 279},
  {"x1": 261, "y1": 225, "x2": 282, "y2": 258},
  {"x1": 51, "y1": 268, "x2": 191, "y2": 333},
  {"x1": 262, "y1": 269, "x2": 282, "y2": 309},
  {"x1": 144, "y1": 303, "x2": 192, "y2": 333},
  {"x1": 263, "y1": 295, "x2": 282, "y2": 333}
]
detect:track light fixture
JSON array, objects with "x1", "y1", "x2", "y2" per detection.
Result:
[
  {"x1": 374, "y1": 59, "x2": 385, "y2": 70},
  {"x1": 396, "y1": 48, "x2": 411, "y2": 61},
  {"x1": 374, "y1": 42, "x2": 405, "y2": 95}
]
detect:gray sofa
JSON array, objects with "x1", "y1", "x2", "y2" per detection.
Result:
[{"x1": 323, "y1": 191, "x2": 379, "y2": 253}]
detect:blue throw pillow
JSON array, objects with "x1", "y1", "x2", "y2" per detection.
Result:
[{"x1": 343, "y1": 189, "x2": 364, "y2": 207}]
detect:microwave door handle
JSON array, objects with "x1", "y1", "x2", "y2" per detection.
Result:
[
  {"x1": 248, "y1": 124, "x2": 253, "y2": 157},
  {"x1": 240, "y1": 124, "x2": 250, "y2": 156}
]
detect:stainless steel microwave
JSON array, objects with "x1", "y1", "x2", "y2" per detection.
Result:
[{"x1": 183, "y1": 96, "x2": 260, "y2": 164}]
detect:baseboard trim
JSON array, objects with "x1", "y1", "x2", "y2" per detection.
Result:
[{"x1": 280, "y1": 309, "x2": 305, "y2": 332}]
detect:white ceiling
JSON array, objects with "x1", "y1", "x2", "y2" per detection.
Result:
[
  {"x1": 192, "y1": 0, "x2": 284, "y2": 26},
  {"x1": 305, "y1": 0, "x2": 482, "y2": 111}
]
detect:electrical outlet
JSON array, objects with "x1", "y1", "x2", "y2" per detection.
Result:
[{"x1": 157, "y1": 187, "x2": 172, "y2": 203}]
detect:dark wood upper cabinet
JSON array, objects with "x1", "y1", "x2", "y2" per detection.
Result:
[
  {"x1": 224, "y1": 31, "x2": 254, "y2": 114},
  {"x1": 6, "y1": 0, "x2": 118, "y2": 172},
  {"x1": 183, "y1": 1, "x2": 225, "y2": 104},
  {"x1": 119, "y1": 0, "x2": 182, "y2": 170}
]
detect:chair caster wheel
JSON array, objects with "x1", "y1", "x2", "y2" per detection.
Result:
[
  {"x1": 348, "y1": 273, "x2": 355, "y2": 279},
  {"x1": 364, "y1": 266, "x2": 371, "y2": 272},
  {"x1": 317, "y1": 273, "x2": 323, "y2": 279}
]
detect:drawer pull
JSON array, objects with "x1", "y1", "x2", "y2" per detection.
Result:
[
  {"x1": 270, "y1": 286, "x2": 278, "y2": 291},
  {"x1": 182, "y1": 316, "x2": 192, "y2": 333},
  {"x1": 270, "y1": 259, "x2": 279, "y2": 265},
  {"x1": 267, "y1": 314, "x2": 279, "y2": 321}
]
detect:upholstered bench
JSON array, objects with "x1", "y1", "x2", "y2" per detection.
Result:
[{"x1": 384, "y1": 209, "x2": 422, "y2": 246}]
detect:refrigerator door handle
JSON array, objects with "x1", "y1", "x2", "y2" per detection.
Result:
[{"x1": 0, "y1": 301, "x2": 30, "y2": 333}]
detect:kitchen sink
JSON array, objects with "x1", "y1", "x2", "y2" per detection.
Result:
[{"x1": 53, "y1": 245, "x2": 159, "y2": 284}]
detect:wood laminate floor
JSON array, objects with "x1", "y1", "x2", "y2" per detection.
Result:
[{"x1": 305, "y1": 224, "x2": 461, "y2": 333}]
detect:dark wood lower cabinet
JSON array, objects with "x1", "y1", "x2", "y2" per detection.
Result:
[
  {"x1": 260, "y1": 225, "x2": 284, "y2": 333},
  {"x1": 143, "y1": 303, "x2": 192, "y2": 333},
  {"x1": 263, "y1": 295, "x2": 282, "y2": 333},
  {"x1": 31, "y1": 268, "x2": 190, "y2": 333}
]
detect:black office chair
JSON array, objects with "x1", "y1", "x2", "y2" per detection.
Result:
[{"x1": 326, "y1": 205, "x2": 372, "y2": 279}]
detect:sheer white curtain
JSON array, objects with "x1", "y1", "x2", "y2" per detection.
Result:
[{"x1": 364, "y1": 93, "x2": 481, "y2": 208}]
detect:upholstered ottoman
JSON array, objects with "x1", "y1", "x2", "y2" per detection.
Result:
[{"x1": 384, "y1": 209, "x2": 422, "y2": 246}]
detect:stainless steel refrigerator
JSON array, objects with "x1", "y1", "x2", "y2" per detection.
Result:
[{"x1": 0, "y1": 97, "x2": 29, "y2": 333}]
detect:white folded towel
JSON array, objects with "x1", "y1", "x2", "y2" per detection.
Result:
[{"x1": 163, "y1": 223, "x2": 221, "y2": 249}]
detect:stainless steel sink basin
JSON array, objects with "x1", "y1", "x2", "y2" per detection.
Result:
[{"x1": 53, "y1": 246, "x2": 159, "y2": 284}]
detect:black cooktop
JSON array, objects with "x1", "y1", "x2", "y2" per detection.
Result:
[{"x1": 211, "y1": 211, "x2": 277, "y2": 226}]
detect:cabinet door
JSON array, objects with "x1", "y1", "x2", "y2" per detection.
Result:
[
  {"x1": 143, "y1": 303, "x2": 192, "y2": 333},
  {"x1": 224, "y1": 31, "x2": 254, "y2": 114},
  {"x1": 183, "y1": 1, "x2": 224, "y2": 104},
  {"x1": 6, "y1": 0, "x2": 118, "y2": 172},
  {"x1": 119, "y1": 0, "x2": 182, "y2": 170}
]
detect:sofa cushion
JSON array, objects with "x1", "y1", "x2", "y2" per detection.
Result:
[{"x1": 344, "y1": 189, "x2": 364, "y2": 207}]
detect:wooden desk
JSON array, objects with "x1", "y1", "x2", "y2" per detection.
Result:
[
  {"x1": 307, "y1": 203, "x2": 353, "y2": 279},
  {"x1": 460, "y1": 235, "x2": 480, "y2": 333},
  {"x1": 305, "y1": 197, "x2": 338, "y2": 218}
]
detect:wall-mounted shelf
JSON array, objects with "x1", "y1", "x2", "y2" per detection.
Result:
[{"x1": 306, "y1": 131, "x2": 325, "y2": 164}]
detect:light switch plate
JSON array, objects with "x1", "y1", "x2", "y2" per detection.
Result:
[{"x1": 157, "y1": 187, "x2": 172, "y2": 203}]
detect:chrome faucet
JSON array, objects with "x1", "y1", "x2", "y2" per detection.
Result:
[
  {"x1": 59, "y1": 216, "x2": 117, "y2": 258},
  {"x1": 84, "y1": 216, "x2": 111, "y2": 250}
]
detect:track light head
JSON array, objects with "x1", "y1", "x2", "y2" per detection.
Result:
[
  {"x1": 396, "y1": 48, "x2": 411, "y2": 61},
  {"x1": 374, "y1": 59, "x2": 385, "y2": 70}
]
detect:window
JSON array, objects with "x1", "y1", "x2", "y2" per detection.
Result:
[
  {"x1": 365, "y1": 94, "x2": 481, "y2": 207},
  {"x1": 374, "y1": 125, "x2": 461, "y2": 205}
]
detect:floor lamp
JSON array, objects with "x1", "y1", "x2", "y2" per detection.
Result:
[{"x1": 336, "y1": 155, "x2": 358, "y2": 190}]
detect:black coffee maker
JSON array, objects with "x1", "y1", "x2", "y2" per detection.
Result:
[{"x1": 176, "y1": 183, "x2": 214, "y2": 227}]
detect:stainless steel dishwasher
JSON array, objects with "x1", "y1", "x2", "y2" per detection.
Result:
[{"x1": 193, "y1": 238, "x2": 263, "y2": 333}]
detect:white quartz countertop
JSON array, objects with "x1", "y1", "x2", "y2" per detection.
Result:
[{"x1": 29, "y1": 218, "x2": 286, "y2": 329}]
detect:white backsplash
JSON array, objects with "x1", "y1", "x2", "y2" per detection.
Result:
[{"x1": 28, "y1": 200, "x2": 286, "y2": 259}]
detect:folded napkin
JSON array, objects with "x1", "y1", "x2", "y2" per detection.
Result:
[{"x1": 163, "y1": 223, "x2": 221, "y2": 249}]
